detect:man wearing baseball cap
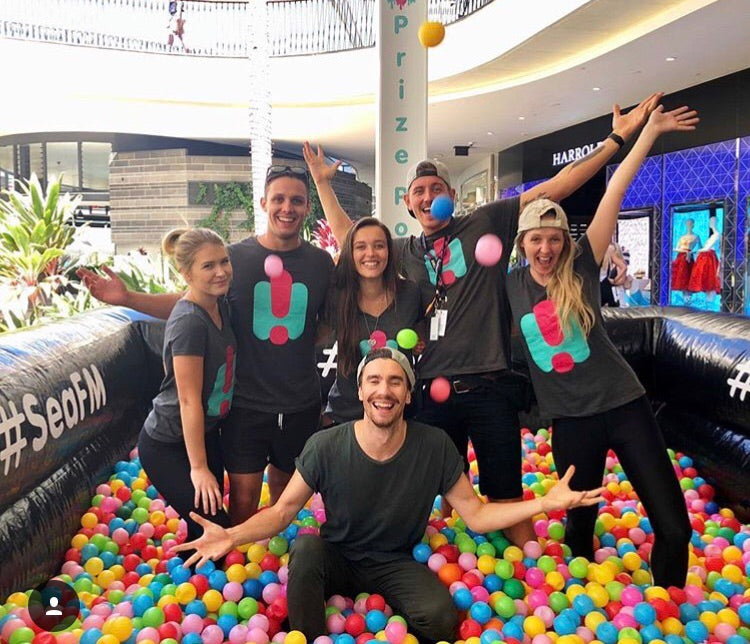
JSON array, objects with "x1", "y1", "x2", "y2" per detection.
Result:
[
  {"x1": 175, "y1": 347, "x2": 604, "y2": 640},
  {"x1": 303, "y1": 91, "x2": 663, "y2": 545}
]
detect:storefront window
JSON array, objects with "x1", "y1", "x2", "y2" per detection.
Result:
[
  {"x1": 82, "y1": 142, "x2": 111, "y2": 191},
  {"x1": 460, "y1": 171, "x2": 488, "y2": 214},
  {"x1": 617, "y1": 209, "x2": 652, "y2": 306},
  {"x1": 669, "y1": 201, "x2": 724, "y2": 312},
  {"x1": 47, "y1": 142, "x2": 80, "y2": 190}
]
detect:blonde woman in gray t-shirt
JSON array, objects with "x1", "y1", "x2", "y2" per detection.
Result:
[{"x1": 506, "y1": 105, "x2": 698, "y2": 587}]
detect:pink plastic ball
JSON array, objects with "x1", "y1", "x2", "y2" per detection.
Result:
[
  {"x1": 713, "y1": 623, "x2": 736, "y2": 642},
  {"x1": 458, "y1": 553, "x2": 477, "y2": 571},
  {"x1": 428, "y1": 553, "x2": 447, "y2": 572},
  {"x1": 534, "y1": 606, "x2": 555, "y2": 627},
  {"x1": 533, "y1": 520, "x2": 549, "y2": 538},
  {"x1": 430, "y1": 377, "x2": 451, "y2": 403},
  {"x1": 228, "y1": 624, "x2": 248, "y2": 644},
  {"x1": 532, "y1": 635, "x2": 554, "y2": 644},
  {"x1": 271, "y1": 633, "x2": 286, "y2": 644},
  {"x1": 326, "y1": 613, "x2": 346, "y2": 634},
  {"x1": 262, "y1": 582, "x2": 283, "y2": 604},
  {"x1": 576, "y1": 626, "x2": 595, "y2": 643},
  {"x1": 524, "y1": 541, "x2": 543, "y2": 559},
  {"x1": 327, "y1": 595, "x2": 348, "y2": 611},
  {"x1": 248, "y1": 627, "x2": 270, "y2": 644},
  {"x1": 514, "y1": 599, "x2": 529, "y2": 617},
  {"x1": 182, "y1": 614, "x2": 205, "y2": 634},
  {"x1": 136, "y1": 628, "x2": 160, "y2": 642},
  {"x1": 264, "y1": 254, "x2": 284, "y2": 279},
  {"x1": 314, "y1": 638, "x2": 334, "y2": 644},
  {"x1": 278, "y1": 566, "x2": 289, "y2": 585},
  {"x1": 384, "y1": 621, "x2": 408, "y2": 644},
  {"x1": 620, "y1": 586, "x2": 643, "y2": 607},
  {"x1": 248, "y1": 614, "x2": 270, "y2": 632},
  {"x1": 470, "y1": 586, "x2": 490, "y2": 603},
  {"x1": 474, "y1": 234, "x2": 503, "y2": 267},
  {"x1": 223, "y1": 581, "x2": 243, "y2": 602},
  {"x1": 612, "y1": 612, "x2": 637, "y2": 630},
  {"x1": 525, "y1": 567, "x2": 545, "y2": 588},
  {"x1": 527, "y1": 590, "x2": 549, "y2": 610}
]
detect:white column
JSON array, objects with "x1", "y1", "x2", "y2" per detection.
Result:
[{"x1": 376, "y1": 0, "x2": 427, "y2": 238}]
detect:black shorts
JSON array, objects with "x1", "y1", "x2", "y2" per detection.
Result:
[{"x1": 220, "y1": 404, "x2": 321, "y2": 474}]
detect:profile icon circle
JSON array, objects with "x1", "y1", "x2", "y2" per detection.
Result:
[{"x1": 28, "y1": 579, "x2": 81, "y2": 632}]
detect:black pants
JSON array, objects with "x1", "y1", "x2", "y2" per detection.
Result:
[
  {"x1": 138, "y1": 430, "x2": 231, "y2": 541},
  {"x1": 287, "y1": 535, "x2": 457, "y2": 642},
  {"x1": 552, "y1": 396, "x2": 691, "y2": 587}
]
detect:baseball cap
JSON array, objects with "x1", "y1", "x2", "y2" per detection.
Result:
[
  {"x1": 516, "y1": 198, "x2": 569, "y2": 239},
  {"x1": 356, "y1": 347, "x2": 416, "y2": 390},
  {"x1": 406, "y1": 159, "x2": 452, "y2": 191}
]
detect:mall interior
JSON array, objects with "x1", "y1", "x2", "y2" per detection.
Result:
[{"x1": 1, "y1": 0, "x2": 750, "y2": 640}]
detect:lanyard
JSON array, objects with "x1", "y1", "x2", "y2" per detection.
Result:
[{"x1": 422, "y1": 233, "x2": 451, "y2": 315}]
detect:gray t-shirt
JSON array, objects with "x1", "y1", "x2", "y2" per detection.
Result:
[
  {"x1": 326, "y1": 280, "x2": 422, "y2": 423},
  {"x1": 394, "y1": 197, "x2": 520, "y2": 379},
  {"x1": 506, "y1": 234, "x2": 645, "y2": 418},
  {"x1": 227, "y1": 237, "x2": 334, "y2": 412},
  {"x1": 143, "y1": 298, "x2": 236, "y2": 443},
  {"x1": 295, "y1": 421, "x2": 463, "y2": 562}
]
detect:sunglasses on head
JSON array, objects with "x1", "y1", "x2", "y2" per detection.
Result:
[{"x1": 265, "y1": 165, "x2": 309, "y2": 187}]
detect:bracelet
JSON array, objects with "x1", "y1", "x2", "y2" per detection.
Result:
[{"x1": 607, "y1": 132, "x2": 625, "y2": 147}]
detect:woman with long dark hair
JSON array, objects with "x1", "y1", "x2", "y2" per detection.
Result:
[{"x1": 324, "y1": 216, "x2": 423, "y2": 424}]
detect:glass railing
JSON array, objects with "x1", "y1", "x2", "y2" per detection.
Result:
[{"x1": 0, "y1": 0, "x2": 493, "y2": 57}]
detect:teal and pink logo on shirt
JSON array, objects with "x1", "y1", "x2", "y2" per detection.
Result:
[
  {"x1": 520, "y1": 300, "x2": 590, "y2": 373},
  {"x1": 424, "y1": 237, "x2": 467, "y2": 286},
  {"x1": 253, "y1": 258, "x2": 308, "y2": 345},
  {"x1": 207, "y1": 345, "x2": 235, "y2": 417}
]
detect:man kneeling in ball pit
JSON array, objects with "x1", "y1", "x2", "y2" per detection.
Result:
[{"x1": 174, "y1": 347, "x2": 604, "y2": 641}]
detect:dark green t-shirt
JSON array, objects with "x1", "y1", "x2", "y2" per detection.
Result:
[
  {"x1": 295, "y1": 421, "x2": 463, "y2": 562},
  {"x1": 506, "y1": 234, "x2": 645, "y2": 418},
  {"x1": 394, "y1": 197, "x2": 520, "y2": 379},
  {"x1": 143, "y1": 298, "x2": 236, "y2": 443}
]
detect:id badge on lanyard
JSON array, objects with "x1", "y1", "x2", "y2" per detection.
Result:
[{"x1": 424, "y1": 235, "x2": 450, "y2": 340}]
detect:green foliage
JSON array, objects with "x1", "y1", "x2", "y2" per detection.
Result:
[
  {"x1": 196, "y1": 181, "x2": 254, "y2": 240},
  {"x1": 113, "y1": 254, "x2": 185, "y2": 294}
]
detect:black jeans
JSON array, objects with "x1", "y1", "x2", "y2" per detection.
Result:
[
  {"x1": 287, "y1": 535, "x2": 457, "y2": 642},
  {"x1": 415, "y1": 376, "x2": 522, "y2": 499},
  {"x1": 138, "y1": 429, "x2": 231, "y2": 541},
  {"x1": 552, "y1": 395, "x2": 691, "y2": 587}
]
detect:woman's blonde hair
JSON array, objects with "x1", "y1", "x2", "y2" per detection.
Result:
[
  {"x1": 161, "y1": 227, "x2": 226, "y2": 273},
  {"x1": 516, "y1": 228, "x2": 596, "y2": 337}
]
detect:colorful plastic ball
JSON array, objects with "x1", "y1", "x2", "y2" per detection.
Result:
[
  {"x1": 417, "y1": 20, "x2": 445, "y2": 47},
  {"x1": 265, "y1": 254, "x2": 284, "y2": 278},
  {"x1": 430, "y1": 195, "x2": 454, "y2": 220},
  {"x1": 364, "y1": 610, "x2": 386, "y2": 633},
  {"x1": 430, "y1": 377, "x2": 451, "y2": 403},
  {"x1": 384, "y1": 621, "x2": 407, "y2": 644},
  {"x1": 474, "y1": 234, "x2": 503, "y2": 267},
  {"x1": 396, "y1": 328, "x2": 419, "y2": 351}
]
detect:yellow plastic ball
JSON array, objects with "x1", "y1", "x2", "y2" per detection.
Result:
[
  {"x1": 402, "y1": 636, "x2": 419, "y2": 644},
  {"x1": 149, "y1": 511, "x2": 166, "y2": 526},
  {"x1": 717, "y1": 608, "x2": 740, "y2": 628},
  {"x1": 429, "y1": 533, "x2": 448, "y2": 550},
  {"x1": 585, "y1": 611, "x2": 607, "y2": 631},
  {"x1": 503, "y1": 546, "x2": 524, "y2": 562},
  {"x1": 699, "y1": 611, "x2": 719, "y2": 632},
  {"x1": 546, "y1": 571, "x2": 565, "y2": 591},
  {"x1": 158, "y1": 596, "x2": 178, "y2": 608},
  {"x1": 477, "y1": 555, "x2": 496, "y2": 575},
  {"x1": 661, "y1": 617, "x2": 683, "y2": 635},
  {"x1": 584, "y1": 583, "x2": 609, "y2": 608},
  {"x1": 98, "y1": 635, "x2": 121, "y2": 644},
  {"x1": 226, "y1": 563, "x2": 247, "y2": 583},
  {"x1": 566, "y1": 584, "x2": 586, "y2": 602},
  {"x1": 81, "y1": 513, "x2": 99, "y2": 529},
  {"x1": 175, "y1": 582, "x2": 197, "y2": 604},
  {"x1": 621, "y1": 513, "x2": 640, "y2": 529},
  {"x1": 708, "y1": 591, "x2": 728, "y2": 605},
  {"x1": 245, "y1": 562, "x2": 262, "y2": 579},
  {"x1": 8, "y1": 591, "x2": 28, "y2": 607},
  {"x1": 417, "y1": 21, "x2": 445, "y2": 47},
  {"x1": 644, "y1": 586, "x2": 670, "y2": 602},
  {"x1": 524, "y1": 616, "x2": 546, "y2": 637},
  {"x1": 285, "y1": 631, "x2": 307, "y2": 644},
  {"x1": 72, "y1": 534, "x2": 89, "y2": 549},
  {"x1": 139, "y1": 574, "x2": 154, "y2": 587},
  {"x1": 97, "y1": 570, "x2": 116, "y2": 589},
  {"x1": 202, "y1": 589, "x2": 223, "y2": 613},
  {"x1": 631, "y1": 569, "x2": 652, "y2": 586},
  {"x1": 85, "y1": 557, "x2": 105, "y2": 576},
  {"x1": 131, "y1": 478, "x2": 147, "y2": 491},
  {"x1": 598, "y1": 514, "x2": 616, "y2": 531},
  {"x1": 247, "y1": 544, "x2": 267, "y2": 564},
  {"x1": 104, "y1": 616, "x2": 133, "y2": 642},
  {"x1": 622, "y1": 552, "x2": 642, "y2": 572},
  {"x1": 166, "y1": 518, "x2": 181, "y2": 533}
]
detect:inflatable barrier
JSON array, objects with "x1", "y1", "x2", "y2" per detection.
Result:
[
  {"x1": 0, "y1": 309, "x2": 164, "y2": 598},
  {"x1": 1, "y1": 305, "x2": 748, "y2": 597}
]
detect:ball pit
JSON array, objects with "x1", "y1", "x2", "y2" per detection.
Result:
[{"x1": 1, "y1": 429, "x2": 748, "y2": 644}]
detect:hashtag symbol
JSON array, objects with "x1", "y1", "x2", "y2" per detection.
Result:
[
  {"x1": 727, "y1": 360, "x2": 750, "y2": 402},
  {"x1": 0, "y1": 401, "x2": 27, "y2": 476},
  {"x1": 317, "y1": 341, "x2": 338, "y2": 378}
]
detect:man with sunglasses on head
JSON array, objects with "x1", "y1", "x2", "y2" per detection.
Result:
[
  {"x1": 304, "y1": 91, "x2": 664, "y2": 546},
  {"x1": 78, "y1": 165, "x2": 333, "y2": 524}
]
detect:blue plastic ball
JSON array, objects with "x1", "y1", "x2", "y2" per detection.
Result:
[
  {"x1": 469, "y1": 601, "x2": 492, "y2": 624},
  {"x1": 481, "y1": 629, "x2": 503, "y2": 644},
  {"x1": 553, "y1": 614, "x2": 578, "y2": 635},
  {"x1": 184, "y1": 599, "x2": 207, "y2": 617},
  {"x1": 170, "y1": 565, "x2": 191, "y2": 584},
  {"x1": 596, "y1": 621, "x2": 618, "y2": 644},
  {"x1": 453, "y1": 588, "x2": 473, "y2": 610},
  {"x1": 483, "y1": 573, "x2": 503, "y2": 593},
  {"x1": 217, "y1": 614, "x2": 238, "y2": 636},
  {"x1": 572, "y1": 594, "x2": 595, "y2": 616},
  {"x1": 243, "y1": 579, "x2": 263, "y2": 599},
  {"x1": 412, "y1": 543, "x2": 432, "y2": 563},
  {"x1": 182, "y1": 633, "x2": 203, "y2": 644},
  {"x1": 633, "y1": 602, "x2": 656, "y2": 625},
  {"x1": 685, "y1": 620, "x2": 709, "y2": 643},
  {"x1": 640, "y1": 624, "x2": 663, "y2": 643},
  {"x1": 430, "y1": 194, "x2": 454, "y2": 220},
  {"x1": 365, "y1": 609, "x2": 387, "y2": 633}
]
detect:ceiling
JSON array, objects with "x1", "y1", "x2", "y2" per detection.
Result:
[{"x1": 1, "y1": 0, "x2": 748, "y2": 184}]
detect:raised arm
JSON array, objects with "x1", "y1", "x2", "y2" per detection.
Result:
[
  {"x1": 303, "y1": 141, "x2": 353, "y2": 247},
  {"x1": 445, "y1": 466, "x2": 604, "y2": 535},
  {"x1": 173, "y1": 470, "x2": 313, "y2": 568},
  {"x1": 520, "y1": 92, "x2": 664, "y2": 209},
  {"x1": 587, "y1": 105, "x2": 698, "y2": 263},
  {"x1": 77, "y1": 265, "x2": 181, "y2": 319}
]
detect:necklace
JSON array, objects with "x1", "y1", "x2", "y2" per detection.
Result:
[{"x1": 360, "y1": 290, "x2": 389, "y2": 353}]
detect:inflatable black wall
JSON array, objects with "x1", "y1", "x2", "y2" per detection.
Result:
[{"x1": 0, "y1": 309, "x2": 163, "y2": 598}]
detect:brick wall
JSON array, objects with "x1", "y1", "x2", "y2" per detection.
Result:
[{"x1": 110, "y1": 149, "x2": 372, "y2": 253}]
